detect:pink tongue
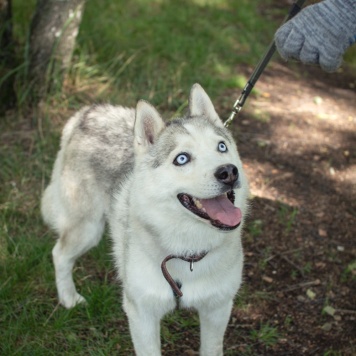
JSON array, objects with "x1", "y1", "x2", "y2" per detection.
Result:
[{"x1": 200, "y1": 195, "x2": 242, "y2": 227}]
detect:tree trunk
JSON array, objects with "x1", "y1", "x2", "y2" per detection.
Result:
[
  {"x1": 0, "y1": 0, "x2": 16, "y2": 112},
  {"x1": 0, "y1": 0, "x2": 12, "y2": 60},
  {"x1": 29, "y1": 0, "x2": 85, "y2": 100}
]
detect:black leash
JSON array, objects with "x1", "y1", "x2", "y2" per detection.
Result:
[{"x1": 224, "y1": 0, "x2": 307, "y2": 127}]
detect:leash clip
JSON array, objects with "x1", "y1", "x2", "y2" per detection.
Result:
[{"x1": 190, "y1": 260, "x2": 194, "y2": 272}]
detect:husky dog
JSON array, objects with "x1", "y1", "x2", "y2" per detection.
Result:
[{"x1": 41, "y1": 84, "x2": 249, "y2": 356}]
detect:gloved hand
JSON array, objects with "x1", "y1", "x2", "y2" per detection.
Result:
[{"x1": 275, "y1": 0, "x2": 356, "y2": 72}]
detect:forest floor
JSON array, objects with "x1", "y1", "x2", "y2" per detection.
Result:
[
  {"x1": 1, "y1": 30, "x2": 355, "y2": 356},
  {"x1": 213, "y1": 59, "x2": 356, "y2": 355}
]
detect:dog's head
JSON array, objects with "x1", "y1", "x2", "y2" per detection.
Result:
[{"x1": 133, "y1": 84, "x2": 248, "y2": 233}]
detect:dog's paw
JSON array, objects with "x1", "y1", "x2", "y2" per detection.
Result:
[{"x1": 60, "y1": 292, "x2": 87, "y2": 309}]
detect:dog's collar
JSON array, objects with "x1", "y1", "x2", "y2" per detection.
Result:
[{"x1": 161, "y1": 252, "x2": 208, "y2": 298}]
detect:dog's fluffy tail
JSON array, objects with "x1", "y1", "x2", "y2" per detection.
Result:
[{"x1": 41, "y1": 107, "x2": 91, "y2": 234}]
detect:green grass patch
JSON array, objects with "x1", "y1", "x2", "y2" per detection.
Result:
[
  {"x1": 250, "y1": 323, "x2": 280, "y2": 348},
  {"x1": 76, "y1": 0, "x2": 276, "y2": 105},
  {"x1": 277, "y1": 202, "x2": 298, "y2": 235},
  {"x1": 3, "y1": 0, "x2": 280, "y2": 112}
]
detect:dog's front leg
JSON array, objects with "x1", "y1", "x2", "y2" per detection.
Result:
[
  {"x1": 123, "y1": 293, "x2": 163, "y2": 356},
  {"x1": 198, "y1": 300, "x2": 233, "y2": 356}
]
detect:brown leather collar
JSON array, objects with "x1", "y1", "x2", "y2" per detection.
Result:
[{"x1": 161, "y1": 252, "x2": 208, "y2": 298}]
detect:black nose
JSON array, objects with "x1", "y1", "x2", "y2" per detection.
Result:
[{"x1": 214, "y1": 164, "x2": 239, "y2": 187}]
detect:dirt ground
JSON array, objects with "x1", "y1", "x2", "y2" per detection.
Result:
[{"x1": 218, "y1": 59, "x2": 355, "y2": 355}]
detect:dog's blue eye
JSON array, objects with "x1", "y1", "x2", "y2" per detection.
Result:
[
  {"x1": 174, "y1": 153, "x2": 190, "y2": 166},
  {"x1": 218, "y1": 142, "x2": 227, "y2": 152}
]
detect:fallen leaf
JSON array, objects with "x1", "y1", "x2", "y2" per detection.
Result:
[
  {"x1": 315, "y1": 262, "x2": 326, "y2": 269},
  {"x1": 321, "y1": 323, "x2": 332, "y2": 332},
  {"x1": 307, "y1": 289, "x2": 316, "y2": 300},
  {"x1": 262, "y1": 276, "x2": 273, "y2": 283},
  {"x1": 297, "y1": 295, "x2": 306, "y2": 303},
  {"x1": 318, "y1": 228, "x2": 327, "y2": 237},
  {"x1": 323, "y1": 306, "x2": 336, "y2": 316}
]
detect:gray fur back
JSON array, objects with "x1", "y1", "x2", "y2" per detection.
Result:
[{"x1": 63, "y1": 104, "x2": 136, "y2": 192}]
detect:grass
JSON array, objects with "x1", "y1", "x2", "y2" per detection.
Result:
[
  {"x1": 250, "y1": 323, "x2": 280, "y2": 348},
  {"x1": 246, "y1": 218, "x2": 263, "y2": 238},
  {"x1": 1, "y1": 0, "x2": 355, "y2": 354},
  {"x1": 6, "y1": 0, "x2": 278, "y2": 114},
  {"x1": 76, "y1": 0, "x2": 269, "y2": 103},
  {"x1": 277, "y1": 202, "x2": 298, "y2": 235}
]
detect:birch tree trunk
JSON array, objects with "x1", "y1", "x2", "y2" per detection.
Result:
[{"x1": 29, "y1": 0, "x2": 86, "y2": 99}]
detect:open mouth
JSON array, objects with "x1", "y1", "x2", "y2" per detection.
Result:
[{"x1": 177, "y1": 191, "x2": 242, "y2": 231}]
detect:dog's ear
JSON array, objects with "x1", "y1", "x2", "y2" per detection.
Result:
[
  {"x1": 134, "y1": 100, "x2": 165, "y2": 154},
  {"x1": 189, "y1": 83, "x2": 223, "y2": 127}
]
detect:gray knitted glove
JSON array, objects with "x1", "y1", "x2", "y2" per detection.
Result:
[{"x1": 275, "y1": 0, "x2": 356, "y2": 72}]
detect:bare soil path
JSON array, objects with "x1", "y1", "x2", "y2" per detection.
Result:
[{"x1": 224, "y1": 59, "x2": 355, "y2": 354}]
